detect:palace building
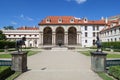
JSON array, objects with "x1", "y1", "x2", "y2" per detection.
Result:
[
  {"x1": 100, "y1": 15, "x2": 120, "y2": 42},
  {"x1": 2, "y1": 16, "x2": 109, "y2": 48}
]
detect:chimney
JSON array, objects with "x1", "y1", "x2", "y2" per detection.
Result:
[{"x1": 105, "y1": 18, "x2": 108, "y2": 24}]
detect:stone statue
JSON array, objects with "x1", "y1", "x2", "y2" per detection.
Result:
[
  {"x1": 96, "y1": 36, "x2": 102, "y2": 52},
  {"x1": 16, "y1": 37, "x2": 26, "y2": 52}
]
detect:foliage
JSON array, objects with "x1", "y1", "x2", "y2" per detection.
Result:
[
  {"x1": 109, "y1": 66, "x2": 120, "y2": 79},
  {"x1": 0, "y1": 30, "x2": 6, "y2": 40},
  {"x1": 97, "y1": 72, "x2": 113, "y2": 80},
  {"x1": 3, "y1": 26, "x2": 14, "y2": 30},
  {"x1": 0, "y1": 66, "x2": 14, "y2": 80},
  {"x1": 6, "y1": 72, "x2": 21, "y2": 80},
  {"x1": 0, "y1": 40, "x2": 15, "y2": 49},
  {"x1": 102, "y1": 42, "x2": 120, "y2": 49}
]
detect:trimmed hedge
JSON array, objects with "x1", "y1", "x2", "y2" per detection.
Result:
[
  {"x1": 109, "y1": 66, "x2": 120, "y2": 80},
  {"x1": 0, "y1": 40, "x2": 15, "y2": 49},
  {"x1": 102, "y1": 42, "x2": 120, "y2": 49},
  {"x1": 0, "y1": 66, "x2": 15, "y2": 80}
]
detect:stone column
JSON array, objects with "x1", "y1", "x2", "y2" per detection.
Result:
[
  {"x1": 64, "y1": 32, "x2": 68, "y2": 45},
  {"x1": 52, "y1": 32, "x2": 56, "y2": 45},
  {"x1": 39, "y1": 32, "x2": 43, "y2": 45},
  {"x1": 11, "y1": 51, "x2": 28, "y2": 72},
  {"x1": 90, "y1": 51, "x2": 107, "y2": 72},
  {"x1": 77, "y1": 32, "x2": 81, "y2": 45}
]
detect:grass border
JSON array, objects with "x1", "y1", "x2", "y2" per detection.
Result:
[
  {"x1": 97, "y1": 72, "x2": 114, "y2": 80},
  {"x1": 6, "y1": 72, "x2": 22, "y2": 80}
]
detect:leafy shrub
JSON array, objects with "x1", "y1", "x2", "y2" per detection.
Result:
[
  {"x1": 109, "y1": 66, "x2": 120, "y2": 79},
  {"x1": 0, "y1": 49, "x2": 4, "y2": 52},
  {"x1": 0, "y1": 40, "x2": 15, "y2": 49},
  {"x1": 102, "y1": 42, "x2": 120, "y2": 49}
]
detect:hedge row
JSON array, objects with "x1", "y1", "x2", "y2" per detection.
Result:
[
  {"x1": 0, "y1": 66, "x2": 15, "y2": 80},
  {"x1": 102, "y1": 42, "x2": 120, "y2": 49},
  {"x1": 109, "y1": 66, "x2": 120, "y2": 80},
  {"x1": 0, "y1": 40, "x2": 15, "y2": 49}
]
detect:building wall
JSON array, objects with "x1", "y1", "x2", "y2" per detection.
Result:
[
  {"x1": 3, "y1": 30, "x2": 39, "y2": 47},
  {"x1": 81, "y1": 25, "x2": 105, "y2": 47},
  {"x1": 100, "y1": 26, "x2": 120, "y2": 42},
  {"x1": 39, "y1": 25, "x2": 105, "y2": 47}
]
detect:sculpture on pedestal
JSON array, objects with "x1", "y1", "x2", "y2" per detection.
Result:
[
  {"x1": 96, "y1": 36, "x2": 102, "y2": 52},
  {"x1": 16, "y1": 37, "x2": 26, "y2": 52}
]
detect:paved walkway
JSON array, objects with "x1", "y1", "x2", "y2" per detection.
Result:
[{"x1": 15, "y1": 49, "x2": 102, "y2": 80}]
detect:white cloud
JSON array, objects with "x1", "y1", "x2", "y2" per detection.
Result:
[
  {"x1": 66, "y1": 0, "x2": 87, "y2": 4},
  {"x1": 15, "y1": 14, "x2": 34, "y2": 21},
  {"x1": 11, "y1": 21, "x2": 18, "y2": 25},
  {"x1": 75, "y1": 0, "x2": 86, "y2": 4},
  {"x1": 26, "y1": 17, "x2": 34, "y2": 21}
]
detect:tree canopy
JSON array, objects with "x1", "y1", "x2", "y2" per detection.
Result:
[
  {"x1": 0, "y1": 30, "x2": 6, "y2": 40},
  {"x1": 3, "y1": 26, "x2": 15, "y2": 30}
]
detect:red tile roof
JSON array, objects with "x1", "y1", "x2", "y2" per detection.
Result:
[
  {"x1": 101, "y1": 18, "x2": 120, "y2": 32},
  {"x1": 39, "y1": 16, "x2": 106, "y2": 25},
  {"x1": 17, "y1": 26, "x2": 39, "y2": 30}
]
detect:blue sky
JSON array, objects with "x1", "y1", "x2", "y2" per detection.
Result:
[{"x1": 0, "y1": 0, "x2": 120, "y2": 29}]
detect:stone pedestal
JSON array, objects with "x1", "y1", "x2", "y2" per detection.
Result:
[
  {"x1": 11, "y1": 51, "x2": 28, "y2": 72},
  {"x1": 90, "y1": 51, "x2": 107, "y2": 72}
]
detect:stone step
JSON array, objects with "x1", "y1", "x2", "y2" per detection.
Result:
[{"x1": 51, "y1": 47, "x2": 68, "y2": 51}]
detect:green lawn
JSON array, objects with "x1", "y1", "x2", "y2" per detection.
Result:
[
  {"x1": 0, "y1": 66, "x2": 10, "y2": 72},
  {"x1": 79, "y1": 51, "x2": 120, "y2": 58},
  {"x1": 97, "y1": 72, "x2": 113, "y2": 80},
  {"x1": 0, "y1": 50, "x2": 39, "y2": 58}
]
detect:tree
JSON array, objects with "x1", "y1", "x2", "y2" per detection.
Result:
[
  {"x1": 3, "y1": 26, "x2": 14, "y2": 30},
  {"x1": 0, "y1": 30, "x2": 6, "y2": 40}
]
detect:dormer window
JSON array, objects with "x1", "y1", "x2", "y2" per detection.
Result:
[
  {"x1": 58, "y1": 18, "x2": 62, "y2": 23},
  {"x1": 46, "y1": 18, "x2": 51, "y2": 23},
  {"x1": 70, "y1": 18, "x2": 74, "y2": 23},
  {"x1": 83, "y1": 17, "x2": 88, "y2": 23}
]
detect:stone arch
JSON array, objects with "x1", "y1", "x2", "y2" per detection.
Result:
[
  {"x1": 68, "y1": 27, "x2": 77, "y2": 45},
  {"x1": 56, "y1": 27, "x2": 64, "y2": 45},
  {"x1": 43, "y1": 27, "x2": 52, "y2": 45}
]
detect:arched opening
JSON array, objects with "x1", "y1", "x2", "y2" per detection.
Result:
[
  {"x1": 43, "y1": 27, "x2": 52, "y2": 45},
  {"x1": 68, "y1": 27, "x2": 77, "y2": 45},
  {"x1": 56, "y1": 27, "x2": 64, "y2": 45}
]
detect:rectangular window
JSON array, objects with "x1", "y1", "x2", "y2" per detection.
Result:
[
  {"x1": 85, "y1": 32, "x2": 88, "y2": 37},
  {"x1": 85, "y1": 26, "x2": 87, "y2": 30},
  {"x1": 111, "y1": 38, "x2": 113, "y2": 42},
  {"x1": 107, "y1": 31, "x2": 109, "y2": 35},
  {"x1": 93, "y1": 32, "x2": 95, "y2": 37},
  {"x1": 119, "y1": 28, "x2": 120, "y2": 33},
  {"x1": 97, "y1": 26, "x2": 99, "y2": 30},
  {"x1": 115, "y1": 38, "x2": 117, "y2": 42},
  {"x1": 97, "y1": 32, "x2": 99, "y2": 36},
  {"x1": 114, "y1": 29, "x2": 116, "y2": 34},
  {"x1": 111, "y1": 30, "x2": 112, "y2": 34},
  {"x1": 85, "y1": 40, "x2": 87, "y2": 43},
  {"x1": 93, "y1": 26, "x2": 95, "y2": 31}
]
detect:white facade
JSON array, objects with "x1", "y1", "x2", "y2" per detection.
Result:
[
  {"x1": 81, "y1": 25, "x2": 104, "y2": 47},
  {"x1": 100, "y1": 16, "x2": 120, "y2": 42},
  {"x1": 3, "y1": 30, "x2": 39, "y2": 47},
  {"x1": 100, "y1": 25, "x2": 120, "y2": 42}
]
